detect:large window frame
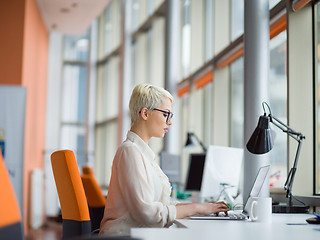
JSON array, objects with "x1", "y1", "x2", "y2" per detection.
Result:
[
  {"x1": 60, "y1": 32, "x2": 90, "y2": 167},
  {"x1": 95, "y1": 1, "x2": 121, "y2": 187},
  {"x1": 177, "y1": 1, "x2": 309, "y2": 196}
]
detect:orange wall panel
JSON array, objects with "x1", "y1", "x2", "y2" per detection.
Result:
[
  {"x1": 0, "y1": 0, "x2": 49, "y2": 233},
  {"x1": 0, "y1": 0, "x2": 25, "y2": 85},
  {"x1": 22, "y1": 0, "x2": 48, "y2": 232}
]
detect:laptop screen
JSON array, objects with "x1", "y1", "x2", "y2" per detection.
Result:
[{"x1": 243, "y1": 165, "x2": 270, "y2": 214}]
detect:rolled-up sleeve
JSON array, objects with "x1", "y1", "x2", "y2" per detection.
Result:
[{"x1": 117, "y1": 145, "x2": 176, "y2": 227}]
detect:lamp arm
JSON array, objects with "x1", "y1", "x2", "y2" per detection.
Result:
[
  {"x1": 269, "y1": 114, "x2": 305, "y2": 205},
  {"x1": 270, "y1": 115, "x2": 303, "y2": 140},
  {"x1": 192, "y1": 133, "x2": 207, "y2": 152},
  {"x1": 284, "y1": 139, "x2": 303, "y2": 205}
]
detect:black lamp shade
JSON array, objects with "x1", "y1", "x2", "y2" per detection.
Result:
[
  {"x1": 185, "y1": 132, "x2": 194, "y2": 147},
  {"x1": 246, "y1": 115, "x2": 273, "y2": 154}
]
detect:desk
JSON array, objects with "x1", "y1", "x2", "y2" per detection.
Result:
[{"x1": 131, "y1": 214, "x2": 320, "y2": 240}]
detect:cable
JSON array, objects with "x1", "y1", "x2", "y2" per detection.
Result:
[{"x1": 292, "y1": 195, "x2": 306, "y2": 206}]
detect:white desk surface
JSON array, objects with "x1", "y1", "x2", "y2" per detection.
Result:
[{"x1": 131, "y1": 214, "x2": 320, "y2": 240}]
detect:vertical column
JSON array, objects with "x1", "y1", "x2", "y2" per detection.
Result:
[
  {"x1": 121, "y1": 0, "x2": 133, "y2": 141},
  {"x1": 164, "y1": 0, "x2": 180, "y2": 154},
  {"x1": 243, "y1": 0, "x2": 270, "y2": 200},
  {"x1": 87, "y1": 21, "x2": 98, "y2": 165},
  {"x1": 44, "y1": 32, "x2": 63, "y2": 217}
]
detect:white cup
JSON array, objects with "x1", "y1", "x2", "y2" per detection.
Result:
[{"x1": 249, "y1": 197, "x2": 272, "y2": 222}]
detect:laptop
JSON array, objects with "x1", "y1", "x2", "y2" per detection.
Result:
[{"x1": 189, "y1": 165, "x2": 270, "y2": 220}]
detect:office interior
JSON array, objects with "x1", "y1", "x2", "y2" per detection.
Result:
[{"x1": 1, "y1": 0, "x2": 320, "y2": 238}]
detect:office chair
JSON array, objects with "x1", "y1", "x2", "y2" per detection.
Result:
[
  {"x1": 51, "y1": 150, "x2": 91, "y2": 239},
  {"x1": 0, "y1": 152, "x2": 24, "y2": 240},
  {"x1": 51, "y1": 150, "x2": 142, "y2": 240},
  {"x1": 81, "y1": 166, "x2": 106, "y2": 232},
  {"x1": 82, "y1": 166, "x2": 94, "y2": 175}
]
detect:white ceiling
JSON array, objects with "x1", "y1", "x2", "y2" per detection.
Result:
[{"x1": 37, "y1": 0, "x2": 111, "y2": 35}]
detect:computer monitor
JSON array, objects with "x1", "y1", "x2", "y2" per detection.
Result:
[
  {"x1": 200, "y1": 145, "x2": 243, "y2": 200},
  {"x1": 184, "y1": 153, "x2": 206, "y2": 192}
]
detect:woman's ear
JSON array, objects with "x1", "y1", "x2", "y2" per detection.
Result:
[{"x1": 140, "y1": 107, "x2": 149, "y2": 120}]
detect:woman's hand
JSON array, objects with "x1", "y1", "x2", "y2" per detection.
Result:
[
  {"x1": 175, "y1": 201, "x2": 230, "y2": 219},
  {"x1": 197, "y1": 201, "x2": 230, "y2": 215}
]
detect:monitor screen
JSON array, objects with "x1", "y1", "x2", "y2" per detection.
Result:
[
  {"x1": 200, "y1": 145, "x2": 243, "y2": 199},
  {"x1": 185, "y1": 153, "x2": 206, "y2": 191}
]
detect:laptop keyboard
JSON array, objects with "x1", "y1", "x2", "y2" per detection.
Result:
[
  {"x1": 189, "y1": 211, "x2": 248, "y2": 220},
  {"x1": 223, "y1": 212, "x2": 247, "y2": 220}
]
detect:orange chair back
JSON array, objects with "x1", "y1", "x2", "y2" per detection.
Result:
[
  {"x1": 51, "y1": 150, "x2": 90, "y2": 222},
  {"x1": 81, "y1": 167, "x2": 105, "y2": 207},
  {"x1": 0, "y1": 152, "x2": 23, "y2": 239},
  {"x1": 82, "y1": 165, "x2": 94, "y2": 175},
  {"x1": 81, "y1": 166, "x2": 105, "y2": 232}
]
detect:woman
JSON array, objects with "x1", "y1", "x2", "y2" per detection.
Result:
[{"x1": 99, "y1": 83, "x2": 229, "y2": 236}]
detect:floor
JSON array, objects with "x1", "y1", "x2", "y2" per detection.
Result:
[{"x1": 26, "y1": 219, "x2": 62, "y2": 240}]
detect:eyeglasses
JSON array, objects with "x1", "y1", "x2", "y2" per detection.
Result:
[
  {"x1": 153, "y1": 108, "x2": 173, "y2": 123},
  {"x1": 139, "y1": 108, "x2": 174, "y2": 123}
]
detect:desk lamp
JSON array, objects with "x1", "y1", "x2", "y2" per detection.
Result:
[
  {"x1": 246, "y1": 102, "x2": 309, "y2": 213},
  {"x1": 185, "y1": 132, "x2": 207, "y2": 152}
]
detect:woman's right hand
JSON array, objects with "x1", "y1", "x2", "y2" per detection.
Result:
[
  {"x1": 197, "y1": 201, "x2": 230, "y2": 215},
  {"x1": 175, "y1": 201, "x2": 230, "y2": 219}
]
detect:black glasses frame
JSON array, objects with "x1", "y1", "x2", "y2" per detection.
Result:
[
  {"x1": 152, "y1": 108, "x2": 173, "y2": 123},
  {"x1": 139, "y1": 108, "x2": 173, "y2": 123}
]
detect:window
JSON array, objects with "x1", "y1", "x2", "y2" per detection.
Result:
[
  {"x1": 60, "y1": 32, "x2": 89, "y2": 165},
  {"x1": 131, "y1": 42, "x2": 137, "y2": 87},
  {"x1": 231, "y1": 0, "x2": 280, "y2": 42},
  {"x1": 147, "y1": 28, "x2": 153, "y2": 82},
  {"x1": 204, "y1": 0, "x2": 214, "y2": 61},
  {"x1": 178, "y1": 93, "x2": 190, "y2": 184},
  {"x1": 132, "y1": 0, "x2": 140, "y2": 31},
  {"x1": 202, "y1": 83, "x2": 213, "y2": 145},
  {"x1": 230, "y1": 57, "x2": 244, "y2": 148},
  {"x1": 95, "y1": 57, "x2": 120, "y2": 186},
  {"x1": 95, "y1": 0, "x2": 121, "y2": 186},
  {"x1": 269, "y1": 31, "x2": 287, "y2": 188},
  {"x1": 229, "y1": 0, "x2": 288, "y2": 188},
  {"x1": 101, "y1": 0, "x2": 121, "y2": 56},
  {"x1": 229, "y1": 32, "x2": 287, "y2": 189},
  {"x1": 270, "y1": 0, "x2": 281, "y2": 9},
  {"x1": 104, "y1": 3, "x2": 112, "y2": 55},
  {"x1": 181, "y1": 0, "x2": 191, "y2": 78},
  {"x1": 148, "y1": 0, "x2": 154, "y2": 15},
  {"x1": 231, "y1": 0, "x2": 244, "y2": 41},
  {"x1": 63, "y1": 33, "x2": 89, "y2": 61}
]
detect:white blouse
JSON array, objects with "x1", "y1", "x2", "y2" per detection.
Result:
[{"x1": 99, "y1": 131, "x2": 177, "y2": 236}]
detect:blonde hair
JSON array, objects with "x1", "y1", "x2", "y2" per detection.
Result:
[{"x1": 129, "y1": 83, "x2": 173, "y2": 125}]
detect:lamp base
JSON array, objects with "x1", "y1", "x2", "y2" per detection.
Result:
[{"x1": 272, "y1": 204, "x2": 309, "y2": 213}]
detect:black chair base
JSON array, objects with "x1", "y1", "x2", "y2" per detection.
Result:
[
  {"x1": 89, "y1": 206, "x2": 105, "y2": 232},
  {"x1": 0, "y1": 221, "x2": 24, "y2": 240},
  {"x1": 62, "y1": 219, "x2": 91, "y2": 239}
]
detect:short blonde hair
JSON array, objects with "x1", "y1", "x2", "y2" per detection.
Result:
[{"x1": 129, "y1": 83, "x2": 173, "y2": 125}]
